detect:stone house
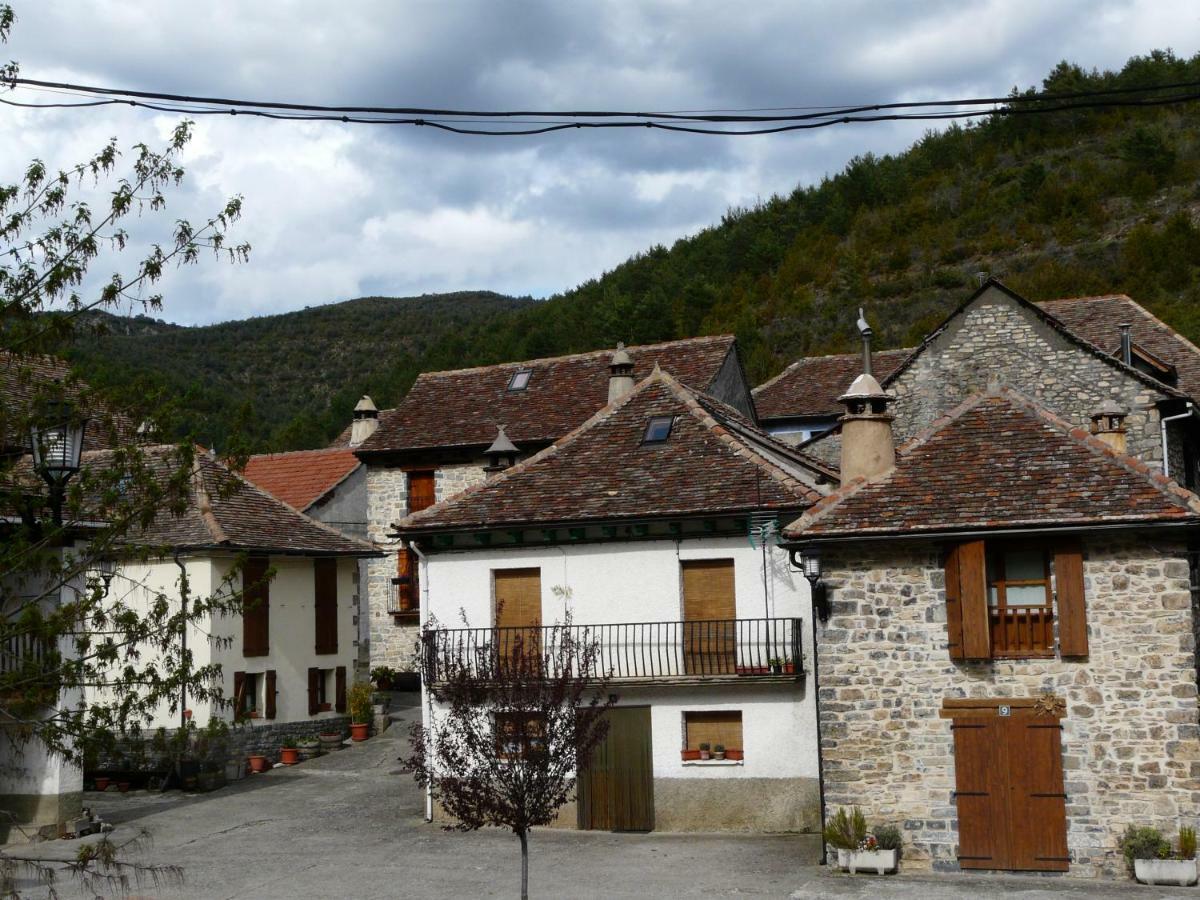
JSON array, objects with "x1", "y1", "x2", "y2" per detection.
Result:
[
  {"x1": 781, "y1": 341, "x2": 1200, "y2": 876},
  {"x1": 354, "y1": 335, "x2": 758, "y2": 678},
  {"x1": 393, "y1": 367, "x2": 832, "y2": 836}
]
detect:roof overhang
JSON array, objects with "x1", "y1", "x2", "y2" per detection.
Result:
[{"x1": 782, "y1": 518, "x2": 1200, "y2": 547}]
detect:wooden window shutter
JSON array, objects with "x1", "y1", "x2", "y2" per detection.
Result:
[
  {"x1": 242, "y1": 556, "x2": 270, "y2": 657},
  {"x1": 307, "y1": 667, "x2": 320, "y2": 716},
  {"x1": 407, "y1": 471, "x2": 436, "y2": 515},
  {"x1": 1054, "y1": 541, "x2": 1088, "y2": 657},
  {"x1": 335, "y1": 666, "x2": 347, "y2": 713},
  {"x1": 396, "y1": 548, "x2": 419, "y2": 613},
  {"x1": 957, "y1": 540, "x2": 991, "y2": 660},
  {"x1": 265, "y1": 669, "x2": 277, "y2": 720},
  {"x1": 944, "y1": 544, "x2": 965, "y2": 660},
  {"x1": 314, "y1": 558, "x2": 338, "y2": 654},
  {"x1": 233, "y1": 670, "x2": 246, "y2": 717}
]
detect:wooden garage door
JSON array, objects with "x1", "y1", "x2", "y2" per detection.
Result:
[
  {"x1": 578, "y1": 707, "x2": 654, "y2": 832},
  {"x1": 494, "y1": 568, "x2": 541, "y2": 671},
  {"x1": 682, "y1": 559, "x2": 735, "y2": 675},
  {"x1": 952, "y1": 713, "x2": 1068, "y2": 872}
]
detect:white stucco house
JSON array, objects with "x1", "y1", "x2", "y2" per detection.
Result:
[{"x1": 394, "y1": 368, "x2": 833, "y2": 835}]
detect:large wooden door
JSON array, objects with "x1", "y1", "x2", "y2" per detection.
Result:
[
  {"x1": 682, "y1": 559, "x2": 735, "y2": 674},
  {"x1": 952, "y1": 713, "x2": 1068, "y2": 872},
  {"x1": 494, "y1": 568, "x2": 542, "y2": 671},
  {"x1": 578, "y1": 707, "x2": 654, "y2": 832}
]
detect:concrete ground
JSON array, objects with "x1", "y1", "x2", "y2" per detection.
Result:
[{"x1": 1, "y1": 695, "x2": 1190, "y2": 898}]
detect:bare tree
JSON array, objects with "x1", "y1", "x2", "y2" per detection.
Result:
[{"x1": 406, "y1": 614, "x2": 616, "y2": 900}]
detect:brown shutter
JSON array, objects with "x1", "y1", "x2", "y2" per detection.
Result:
[
  {"x1": 1054, "y1": 541, "x2": 1088, "y2": 657},
  {"x1": 952, "y1": 717, "x2": 1011, "y2": 869},
  {"x1": 957, "y1": 540, "x2": 991, "y2": 660},
  {"x1": 335, "y1": 666, "x2": 347, "y2": 713},
  {"x1": 1007, "y1": 717, "x2": 1069, "y2": 871},
  {"x1": 944, "y1": 544, "x2": 965, "y2": 660},
  {"x1": 233, "y1": 670, "x2": 246, "y2": 717},
  {"x1": 681, "y1": 559, "x2": 737, "y2": 675},
  {"x1": 407, "y1": 471, "x2": 436, "y2": 514},
  {"x1": 307, "y1": 667, "x2": 320, "y2": 716},
  {"x1": 314, "y1": 558, "x2": 338, "y2": 654},
  {"x1": 242, "y1": 556, "x2": 270, "y2": 657},
  {"x1": 396, "y1": 548, "x2": 419, "y2": 613},
  {"x1": 265, "y1": 669, "x2": 277, "y2": 720}
]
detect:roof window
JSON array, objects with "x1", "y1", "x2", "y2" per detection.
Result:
[
  {"x1": 643, "y1": 415, "x2": 675, "y2": 443},
  {"x1": 507, "y1": 370, "x2": 532, "y2": 392}
]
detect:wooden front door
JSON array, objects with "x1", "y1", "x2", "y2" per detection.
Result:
[
  {"x1": 681, "y1": 559, "x2": 735, "y2": 675},
  {"x1": 952, "y1": 714, "x2": 1069, "y2": 872},
  {"x1": 578, "y1": 707, "x2": 654, "y2": 832},
  {"x1": 494, "y1": 568, "x2": 542, "y2": 671}
]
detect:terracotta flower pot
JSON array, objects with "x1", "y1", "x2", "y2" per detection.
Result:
[
  {"x1": 247, "y1": 754, "x2": 269, "y2": 773},
  {"x1": 94, "y1": 777, "x2": 110, "y2": 792},
  {"x1": 279, "y1": 748, "x2": 299, "y2": 765},
  {"x1": 349, "y1": 722, "x2": 369, "y2": 742},
  {"x1": 118, "y1": 781, "x2": 131, "y2": 793}
]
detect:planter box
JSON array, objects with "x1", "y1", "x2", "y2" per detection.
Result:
[
  {"x1": 837, "y1": 848, "x2": 898, "y2": 875},
  {"x1": 1134, "y1": 858, "x2": 1198, "y2": 886}
]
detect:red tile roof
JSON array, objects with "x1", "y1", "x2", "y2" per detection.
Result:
[
  {"x1": 752, "y1": 348, "x2": 912, "y2": 420},
  {"x1": 243, "y1": 448, "x2": 360, "y2": 510},
  {"x1": 394, "y1": 370, "x2": 823, "y2": 535},
  {"x1": 1037, "y1": 295, "x2": 1200, "y2": 400},
  {"x1": 784, "y1": 389, "x2": 1200, "y2": 540},
  {"x1": 357, "y1": 335, "x2": 740, "y2": 455}
]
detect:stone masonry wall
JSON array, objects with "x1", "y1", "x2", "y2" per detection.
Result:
[
  {"x1": 818, "y1": 534, "x2": 1200, "y2": 879},
  {"x1": 809, "y1": 289, "x2": 1169, "y2": 468},
  {"x1": 367, "y1": 461, "x2": 487, "y2": 673}
]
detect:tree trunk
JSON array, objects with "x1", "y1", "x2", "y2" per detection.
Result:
[{"x1": 518, "y1": 828, "x2": 529, "y2": 900}]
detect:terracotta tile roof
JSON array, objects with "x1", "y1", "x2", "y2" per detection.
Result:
[
  {"x1": 357, "y1": 335, "x2": 740, "y2": 455},
  {"x1": 752, "y1": 348, "x2": 912, "y2": 420},
  {"x1": 1037, "y1": 294, "x2": 1200, "y2": 400},
  {"x1": 243, "y1": 448, "x2": 360, "y2": 510},
  {"x1": 79, "y1": 445, "x2": 376, "y2": 555},
  {"x1": 784, "y1": 388, "x2": 1200, "y2": 540},
  {"x1": 394, "y1": 369, "x2": 823, "y2": 535}
]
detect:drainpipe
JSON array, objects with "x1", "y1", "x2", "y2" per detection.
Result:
[
  {"x1": 1160, "y1": 403, "x2": 1194, "y2": 479},
  {"x1": 411, "y1": 540, "x2": 434, "y2": 823}
]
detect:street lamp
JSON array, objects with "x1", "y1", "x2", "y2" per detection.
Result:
[
  {"x1": 30, "y1": 399, "x2": 87, "y2": 526},
  {"x1": 88, "y1": 557, "x2": 116, "y2": 596},
  {"x1": 791, "y1": 545, "x2": 830, "y2": 622}
]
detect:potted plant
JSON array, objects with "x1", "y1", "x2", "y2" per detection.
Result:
[
  {"x1": 279, "y1": 743, "x2": 300, "y2": 766},
  {"x1": 319, "y1": 731, "x2": 344, "y2": 752},
  {"x1": 247, "y1": 754, "x2": 269, "y2": 773},
  {"x1": 348, "y1": 681, "x2": 374, "y2": 741},
  {"x1": 296, "y1": 736, "x2": 321, "y2": 761},
  {"x1": 94, "y1": 776, "x2": 111, "y2": 792},
  {"x1": 769, "y1": 657, "x2": 784, "y2": 675},
  {"x1": 713, "y1": 744, "x2": 726, "y2": 761},
  {"x1": 370, "y1": 665, "x2": 398, "y2": 691},
  {"x1": 698, "y1": 742, "x2": 711, "y2": 761},
  {"x1": 825, "y1": 807, "x2": 900, "y2": 875},
  {"x1": 1123, "y1": 825, "x2": 1199, "y2": 886}
]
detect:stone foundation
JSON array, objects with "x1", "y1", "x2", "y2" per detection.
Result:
[{"x1": 653, "y1": 776, "x2": 820, "y2": 833}]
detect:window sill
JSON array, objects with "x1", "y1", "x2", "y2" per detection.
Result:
[{"x1": 681, "y1": 759, "x2": 744, "y2": 767}]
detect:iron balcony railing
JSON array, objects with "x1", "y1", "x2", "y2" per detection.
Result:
[
  {"x1": 423, "y1": 617, "x2": 802, "y2": 683},
  {"x1": 0, "y1": 631, "x2": 52, "y2": 675}
]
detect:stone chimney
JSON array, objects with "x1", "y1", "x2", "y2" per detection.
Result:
[
  {"x1": 838, "y1": 374, "x2": 896, "y2": 483},
  {"x1": 484, "y1": 424, "x2": 519, "y2": 475},
  {"x1": 608, "y1": 342, "x2": 635, "y2": 404},
  {"x1": 1090, "y1": 400, "x2": 1128, "y2": 454},
  {"x1": 349, "y1": 395, "x2": 379, "y2": 447}
]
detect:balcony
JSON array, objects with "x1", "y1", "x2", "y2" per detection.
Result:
[{"x1": 422, "y1": 617, "x2": 803, "y2": 685}]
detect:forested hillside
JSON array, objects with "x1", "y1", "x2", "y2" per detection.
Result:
[{"x1": 70, "y1": 50, "x2": 1200, "y2": 450}]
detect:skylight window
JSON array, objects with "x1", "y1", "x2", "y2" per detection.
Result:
[
  {"x1": 507, "y1": 370, "x2": 532, "y2": 391},
  {"x1": 643, "y1": 415, "x2": 675, "y2": 443}
]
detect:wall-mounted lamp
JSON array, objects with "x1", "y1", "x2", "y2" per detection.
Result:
[{"x1": 790, "y1": 545, "x2": 830, "y2": 622}]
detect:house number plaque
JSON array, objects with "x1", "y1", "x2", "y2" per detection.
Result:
[{"x1": 998, "y1": 705, "x2": 1012, "y2": 717}]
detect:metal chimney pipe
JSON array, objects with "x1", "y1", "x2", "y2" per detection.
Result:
[
  {"x1": 1119, "y1": 324, "x2": 1132, "y2": 366},
  {"x1": 856, "y1": 308, "x2": 873, "y2": 377}
]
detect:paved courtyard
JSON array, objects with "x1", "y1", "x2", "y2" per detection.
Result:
[{"x1": 2, "y1": 696, "x2": 1193, "y2": 898}]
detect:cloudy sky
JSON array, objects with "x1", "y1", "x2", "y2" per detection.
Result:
[{"x1": 3, "y1": 1, "x2": 1199, "y2": 325}]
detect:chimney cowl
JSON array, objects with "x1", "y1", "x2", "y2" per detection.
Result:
[
  {"x1": 607, "y1": 342, "x2": 636, "y2": 403},
  {"x1": 838, "y1": 372, "x2": 889, "y2": 402},
  {"x1": 349, "y1": 395, "x2": 380, "y2": 447},
  {"x1": 484, "y1": 424, "x2": 519, "y2": 474},
  {"x1": 610, "y1": 342, "x2": 633, "y2": 371},
  {"x1": 1089, "y1": 399, "x2": 1128, "y2": 453},
  {"x1": 354, "y1": 395, "x2": 378, "y2": 419}
]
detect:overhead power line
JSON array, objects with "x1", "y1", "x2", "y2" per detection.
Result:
[{"x1": 3, "y1": 76, "x2": 1200, "y2": 136}]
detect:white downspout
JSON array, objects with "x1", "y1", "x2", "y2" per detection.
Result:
[
  {"x1": 411, "y1": 540, "x2": 434, "y2": 823},
  {"x1": 1160, "y1": 403, "x2": 1194, "y2": 479}
]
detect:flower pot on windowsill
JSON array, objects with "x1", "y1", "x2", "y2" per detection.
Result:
[
  {"x1": 247, "y1": 755, "x2": 269, "y2": 774},
  {"x1": 837, "y1": 848, "x2": 898, "y2": 875},
  {"x1": 349, "y1": 722, "x2": 369, "y2": 742},
  {"x1": 279, "y1": 747, "x2": 299, "y2": 765},
  {"x1": 1134, "y1": 858, "x2": 1198, "y2": 886},
  {"x1": 680, "y1": 749, "x2": 701, "y2": 761}
]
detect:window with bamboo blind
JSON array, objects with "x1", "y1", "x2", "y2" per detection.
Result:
[
  {"x1": 684, "y1": 711, "x2": 743, "y2": 751},
  {"x1": 494, "y1": 568, "x2": 542, "y2": 673},
  {"x1": 945, "y1": 539, "x2": 1087, "y2": 661},
  {"x1": 407, "y1": 470, "x2": 436, "y2": 515},
  {"x1": 314, "y1": 558, "x2": 338, "y2": 654},
  {"x1": 242, "y1": 556, "x2": 270, "y2": 657}
]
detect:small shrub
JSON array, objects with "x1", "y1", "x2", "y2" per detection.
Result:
[
  {"x1": 1180, "y1": 826, "x2": 1197, "y2": 860},
  {"x1": 874, "y1": 825, "x2": 902, "y2": 852},
  {"x1": 823, "y1": 806, "x2": 868, "y2": 851},
  {"x1": 348, "y1": 681, "x2": 374, "y2": 725},
  {"x1": 1120, "y1": 825, "x2": 1171, "y2": 873},
  {"x1": 698, "y1": 742, "x2": 710, "y2": 751}
]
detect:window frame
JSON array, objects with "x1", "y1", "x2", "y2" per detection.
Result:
[
  {"x1": 494, "y1": 710, "x2": 547, "y2": 760},
  {"x1": 316, "y1": 668, "x2": 333, "y2": 712},
  {"x1": 682, "y1": 710, "x2": 744, "y2": 758},
  {"x1": 507, "y1": 370, "x2": 532, "y2": 392},
  {"x1": 642, "y1": 415, "x2": 676, "y2": 444},
  {"x1": 240, "y1": 672, "x2": 261, "y2": 718},
  {"x1": 986, "y1": 543, "x2": 1055, "y2": 659}
]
